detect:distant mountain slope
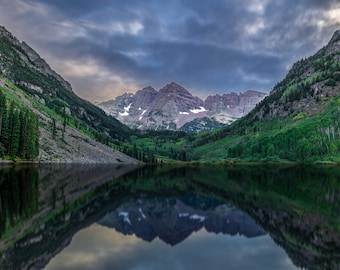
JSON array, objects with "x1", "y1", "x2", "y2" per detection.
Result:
[
  {"x1": 0, "y1": 26, "x2": 138, "y2": 163},
  {"x1": 191, "y1": 29, "x2": 340, "y2": 162},
  {"x1": 98, "y1": 82, "x2": 266, "y2": 132}
]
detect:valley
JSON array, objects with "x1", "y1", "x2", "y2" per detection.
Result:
[{"x1": 0, "y1": 25, "x2": 339, "y2": 164}]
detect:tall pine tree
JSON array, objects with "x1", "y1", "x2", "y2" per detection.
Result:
[{"x1": 7, "y1": 103, "x2": 20, "y2": 157}]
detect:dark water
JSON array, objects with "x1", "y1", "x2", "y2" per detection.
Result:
[{"x1": 0, "y1": 164, "x2": 339, "y2": 270}]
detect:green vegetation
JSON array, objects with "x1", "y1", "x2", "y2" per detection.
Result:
[
  {"x1": 1, "y1": 27, "x2": 340, "y2": 164},
  {"x1": 0, "y1": 33, "x2": 133, "y2": 149},
  {"x1": 190, "y1": 98, "x2": 340, "y2": 162},
  {"x1": 0, "y1": 89, "x2": 39, "y2": 159},
  {"x1": 0, "y1": 166, "x2": 39, "y2": 239},
  {"x1": 185, "y1": 49, "x2": 340, "y2": 163},
  {"x1": 121, "y1": 130, "x2": 189, "y2": 163}
]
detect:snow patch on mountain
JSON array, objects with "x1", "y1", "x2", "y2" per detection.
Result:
[
  {"x1": 190, "y1": 107, "x2": 207, "y2": 114},
  {"x1": 139, "y1": 110, "x2": 147, "y2": 120},
  {"x1": 97, "y1": 82, "x2": 267, "y2": 132},
  {"x1": 119, "y1": 103, "x2": 132, "y2": 116},
  {"x1": 118, "y1": 211, "x2": 131, "y2": 224}
]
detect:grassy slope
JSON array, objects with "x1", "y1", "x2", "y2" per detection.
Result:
[
  {"x1": 0, "y1": 30, "x2": 133, "y2": 146},
  {"x1": 190, "y1": 37, "x2": 340, "y2": 163},
  {"x1": 192, "y1": 98, "x2": 340, "y2": 162},
  {"x1": 0, "y1": 77, "x2": 139, "y2": 163}
]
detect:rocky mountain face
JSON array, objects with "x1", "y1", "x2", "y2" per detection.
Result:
[
  {"x1": 98, "y1": 82, "x2": 267, "y2": 132},
  {"x1": 0, "y1": 26, "x2": 72, "y2": 94},
  {"x1": 0, "y1": 25, "x2": 137, "y2": 162},
  {"x1": 98, "y1": 196, "x2": 266, "y2": 246},
  {"x1": 252, "y1": 29, "x2": 340, "y2": 121}
]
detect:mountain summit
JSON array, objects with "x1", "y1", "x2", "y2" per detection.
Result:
[
  {"x1": 98, "y1": 83, "x2": 266, "y2": 132},
  {"x1": 0, "y1": 26, "x2": 73, "y2": 94}
]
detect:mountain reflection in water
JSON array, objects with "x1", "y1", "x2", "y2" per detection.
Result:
[
  {"x1": 0, "y1": 164, "x2": 339, "y2": 270},
  {"x1": 98, "y1": 196, "x2": 266, "y2": 246}
]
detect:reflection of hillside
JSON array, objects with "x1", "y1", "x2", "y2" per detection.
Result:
[
  {"x1": 0, "y1": 167, "x2": 39, "y2": 241},
  {"x1": 0, "y1": 164, "x2": 139, "y2": 269},
  {"x1": 119, "y1": 165, "x2": 340, "y2": 270},
  {"x1": 0, "y1": 165, "x2": 339, "y2": 270},
  {"x1": 250, "y1": 208, "x2": 340, "y2": 270},
  {"x1": 98, "y1": 196, "x2": 266, "y2": 246}
]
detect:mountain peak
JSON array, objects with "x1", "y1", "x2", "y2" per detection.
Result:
[
  {"x1": 0, "y1": 25, "x2": 13, "y2": 38},
  {"x1": 318, "y1": 29, "x2": 340, "y2": 56},
  {"x1": 169, "y1": 81, "x2": 182, "y2": 87},
  {"x1": 331, "y1": 29, "x2": 340, "y2": 40},
  {"x1": 160, "y1": 82, "x2": 188, "y2": 93},
  {"x1": 0, "y1": 25, "x2": 73, "y2": 93},
  {"x1": 139, "y1": 86, "x2": 157, "y2": 93}
]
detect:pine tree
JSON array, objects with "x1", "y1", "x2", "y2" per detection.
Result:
[
  {"x1": 7, "y1": 104, "x2": 20, "y2": 157},
  {"x1": 29, "y1": 112, "x2": 39, "y2": 158},
  {"x1": 0, "y1": 91, "x2": 7, "y2": 157},
  {"x1": 22, "y1": 111, "x2": 39, "y2": 159},
  {"x1": 19, "y1": 110, "x2": 28, "y2": 158},
  {"x1": 0, "y1": 90, "x2": 6, "y2": 136}
]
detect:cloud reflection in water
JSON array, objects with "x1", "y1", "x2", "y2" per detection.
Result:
[{"x1": 46, "y1": 224, "x2": 298, "y2": 270}]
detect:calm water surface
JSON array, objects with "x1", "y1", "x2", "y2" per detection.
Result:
[{"x1": 0, "y1": 164, "x2": 339, "y2": 270}]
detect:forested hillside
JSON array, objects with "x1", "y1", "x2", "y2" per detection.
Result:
[
  {"x1": 189, "y1": 30, "x2": 340, "y2": 163},
  {"x1": 0, "y1": 89, "x2": 39, "y2": 159},
  {"x1": 0, "y1": 26, "x2": 133, "y2": 145}
]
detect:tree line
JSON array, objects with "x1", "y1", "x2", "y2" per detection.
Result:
[{"x1": 0, "y1": 90, "x2": 39, "y2": 159}]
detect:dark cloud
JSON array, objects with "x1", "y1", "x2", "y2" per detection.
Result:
[{"x1": 0, "y1": 0, "x2": 339, "y2": 101}]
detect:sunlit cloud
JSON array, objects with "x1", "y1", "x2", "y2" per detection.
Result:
[
  {"x1": 245, "y1": 19, "x2": 266, "y2": 36},
  {"x1": 247, "y1": 0, "x2": 269, "y2": 15},
  {"x1": 327, "y1": 8, "x2": 340, "y2": 24},
  {"x1": 50, "y1": 58, "x2": 140, "y2": 101},
  {"x1": 46, "y1": 224, "x2": 142, "y2": 269}
]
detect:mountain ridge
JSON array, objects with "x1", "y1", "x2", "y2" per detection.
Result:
[
  {"x1": 0, "y1": 25, "x2": 138, "y2": 163},
  {"x1": 98, "y1": 82, "x2": 267, "y2": 132},
  {"x1": 0, "y1": 26, "x2": 73, "y2": 93},
  {"x1": 190, "y1": 28, "x2": 340, "y2": 162}
]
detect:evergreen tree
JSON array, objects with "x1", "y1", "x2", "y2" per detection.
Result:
[
  {"x1": 0, "y1": 90, "x2": 6, "y2": 136},
  {"x1": 8, "y1": 105, "x2": 20, "y2": 157},
  {"x1": 28, "y1": 111, "x2": 39, "y2": 158},
  {"x1": 19, "y1": 110, "x2": 28, "y2": 158}
]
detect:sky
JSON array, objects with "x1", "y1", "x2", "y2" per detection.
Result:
[{"x1": 0, "y1": 0, "x2": 340, "y2": 102}]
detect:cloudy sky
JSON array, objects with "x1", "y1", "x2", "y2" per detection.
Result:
[{"x1": 0, "y1": 0, "x2": 340, "y2": 102}]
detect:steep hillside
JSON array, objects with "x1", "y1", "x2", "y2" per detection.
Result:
[
  {"x1": 0, "y1": 26, "x2": 133, "y2": 144},
  {"x1": 191, "y1": 29, "x2": 340, "y2": 163},
  {"x1": 0, "y1": 26, "x2": 138, "y2": 163}
]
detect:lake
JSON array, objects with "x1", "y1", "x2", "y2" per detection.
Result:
[{"x1": 0, "y1": 164, "x2": 339, "y2": 270}]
